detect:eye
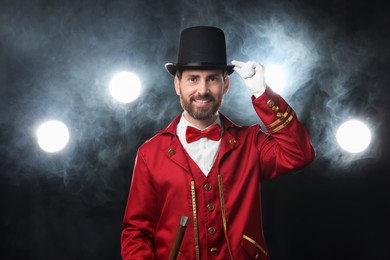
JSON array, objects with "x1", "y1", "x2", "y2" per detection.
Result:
[
  {"x1": 188, "y1": 76, "x2": 198, "y2": 82},
  {"x1": 208, "y1": 76, "x2": 219, "y2": 82}
]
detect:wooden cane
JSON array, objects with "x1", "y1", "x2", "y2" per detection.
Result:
[{"x1": 168, "y1": 216, "x2": 189, "y2": 260}]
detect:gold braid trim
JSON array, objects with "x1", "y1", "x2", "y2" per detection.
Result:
[
  {"x1": 242, "y1": 234, "x2": 268, "y2": 256},
  {"x1": 191, "y1": 181, "x2": 200, "y2": 260},
  {"x1": 267, "y1": 111, "x2": 295, "y2": 134},
  {"x1": 218, "y1": 175, "x2": 234, "y2": 259},
  {"x1": 267, "y1": 106, "x2": 292, "y2": 128}
]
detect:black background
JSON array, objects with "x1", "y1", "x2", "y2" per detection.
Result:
[{"x1": 1, "y1": 0, "x2": 389, "y2": 259}]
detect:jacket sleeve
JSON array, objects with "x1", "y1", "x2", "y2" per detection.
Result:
[
  {"x1": 252, "y1": 86, "x2": 315, "y2": 180},
  {"x1": 121, "y1": 149, "x2": 157, "y2": 259}
]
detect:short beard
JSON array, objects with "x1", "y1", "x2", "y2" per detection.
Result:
[{"x1": 181, "y1": 93, "x2": 221, "y2": 121}]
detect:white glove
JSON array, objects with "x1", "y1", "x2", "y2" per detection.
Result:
[{"x1": 232, "y1": 60, "x2": 266, "y2": 97}]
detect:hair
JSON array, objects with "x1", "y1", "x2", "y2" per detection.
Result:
[{"x1": 175, "y1": 70, "x2": 183, "y2": 80}]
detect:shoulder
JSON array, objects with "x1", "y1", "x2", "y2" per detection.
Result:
[
  {"x1": 220, "y1": 113, "x2": 261, "y2": 134},
  {"x1": 139, "y1": 130, "x2": 174, "y2": 152},
  {"x1": 138, "y1": 115, "x2": 180, "y2": 154}
]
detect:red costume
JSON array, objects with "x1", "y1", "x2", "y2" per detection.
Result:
[{"x1": 121, "y1": 87, "x2": 315, "y2": 259}]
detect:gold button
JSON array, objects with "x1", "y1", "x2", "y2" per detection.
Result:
[
  {"x1": 168, "y1": 149, "x2": 175, "y2": 155},
  {"x1": 229, "y1": 138, "x2": 237, "y2": 145},
  {"x1": 210, "y1": 247, "x2": 218, "y2": 253},
  {"x1": 272, "y1": 105, "x2": 279, "y2": 112},
  {"x1": 267, "y1": 99, "x2": 275, "y2": 107},
  {"x1": 276, "y1": 112, "x2": 284, "y2": 118},
  {"x1": 207, "y1": 204, "x2": 215, "y2": 211},
  {"x1": 204, "y1": 184, "x2": 212, "y2": 191},
  {"x1": 208, "y1": 227, "x2": 216, "y2": 234}
]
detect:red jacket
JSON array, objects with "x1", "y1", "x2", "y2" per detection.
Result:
[{"x1": 121, "y1": 87, "x2": 315, "y2": 259}]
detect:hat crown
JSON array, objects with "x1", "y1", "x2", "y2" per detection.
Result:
[
  {"x1": 165, "y1": 26, "x2": 234, "y2": 76},
  {"x1": 176, "y1": 26, "x2": 227, "y2": 65}
]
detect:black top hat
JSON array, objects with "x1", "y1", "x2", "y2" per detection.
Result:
[{"x1": 165, "y1": 26, "x2": 234, "y2": 76}]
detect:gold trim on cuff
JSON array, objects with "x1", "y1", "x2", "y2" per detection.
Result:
[
  {"x1": 267, "y1": 106, "x2": 292, "y2": 128},
  {"x1": 267, "y1": 111, "x2": 295, "y2": 134}
]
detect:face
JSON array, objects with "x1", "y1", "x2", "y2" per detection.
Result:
[{"x1": 174, "y1": 70, "x2": 229, "y2": 122}]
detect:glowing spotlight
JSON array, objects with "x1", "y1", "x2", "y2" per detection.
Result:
[
  {"x1": 37, "y1": 120, "x2": 70, "y2": 153},
  {"x1": 336, "y1": 120, "x2": 371, "y2": 153},
  {"x1": 109, "y1": 71, "x2": 141, "y2": 103},
  {"x1": 264, "y1": 65, "x2": 286, "y2": 94}
]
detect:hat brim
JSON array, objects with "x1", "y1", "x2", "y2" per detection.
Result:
[{"x1": 165, "y1": 63, "x2": 235, "y2": 76}]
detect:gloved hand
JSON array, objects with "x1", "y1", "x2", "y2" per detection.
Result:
[{"x1": 232, "y1": 60, "x2": 266, "y2": 97}]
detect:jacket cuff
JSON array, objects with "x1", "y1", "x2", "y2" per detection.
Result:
[{"x1": 251, "y1": 86, "x2": 296, "y2": 133}]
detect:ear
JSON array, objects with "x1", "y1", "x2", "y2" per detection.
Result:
[
  {"x1": 174, "y1": 76, "x2": 181, "y2": 96},
  {"x1": 223, "y1": 75, "x2": 230, "y2": 95}
]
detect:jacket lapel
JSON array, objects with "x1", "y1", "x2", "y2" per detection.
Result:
[
  {"x1": 164, "y1": 138, "x2": 191, "y2": 173},
  {"x1": 157, "y1": 115, "x2": 191, "y2": 173},
  {"x1": 218, "y1": 113, "x2": 240, "y2": 159},
  {"x1": 218, "y1": 129, "x2": 239, "y2": 162}
]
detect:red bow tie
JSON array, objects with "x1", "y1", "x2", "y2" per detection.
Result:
[{"x1": 186, "y1": 125, "x2": 221, "y2": 143}]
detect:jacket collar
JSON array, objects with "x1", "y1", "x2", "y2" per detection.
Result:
[{"x1": 159, "y1": 113, "x2": 241, "y2": 174}]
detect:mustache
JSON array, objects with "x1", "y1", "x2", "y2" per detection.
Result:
[{"x1": 190, "y1": 93, "x2": 216, "y2": 101}]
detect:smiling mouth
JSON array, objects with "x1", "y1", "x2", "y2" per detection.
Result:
[
  {"x1": 192, "y1": 94, "x2": 214, "y2": 102},
  {"x1": 194, "y1": 99, "x2": 211, "y2": 103},
  {"x1": 192, "y1": 98, "x2": 213, "y2": 107}
]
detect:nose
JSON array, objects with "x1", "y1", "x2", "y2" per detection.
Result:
[{"x1": 197, "y1": 79, "x2": 209, "y2": 95}]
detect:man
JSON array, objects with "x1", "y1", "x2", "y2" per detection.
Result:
[{"x1": 121, "y1": 26, "x2": 315, "y2": 259}]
